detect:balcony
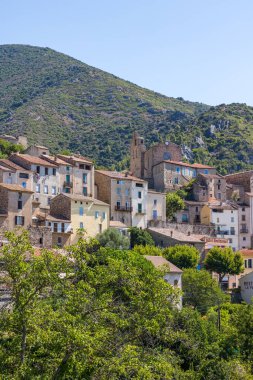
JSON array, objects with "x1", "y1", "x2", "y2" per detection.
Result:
[
  {"x1": 63, "y1": 181, "x2": 73, "y2": 188},
  {"x1": 240, "y1": 228, "x2": 249, "y2": 233},
  {"x1": 115, "y1": 205, "x2": 132, "y2": 212}
]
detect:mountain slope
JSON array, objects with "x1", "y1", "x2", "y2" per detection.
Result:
[
  {"x1": 0, "y1": 45, "x2": 208, "y2": 167},
  {"x1": 0, "y1": 44, "x2": 253, "y2": 173}
]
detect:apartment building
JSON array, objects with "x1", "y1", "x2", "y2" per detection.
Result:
[
  {"x1": 147, "y1": 190, "x2": 166, "y2": 224},
  {"x1": 57, "y1": 154, "x2": 94, "y2": 197},
  {"x1": 49, "y1": 193, "x2": 109, "y2": 244},
  {"x1": 0, "y1": 159, "x2": 33, "y2": 190},
  {"x1": 9, "y1": 153, "x2": 59, "y2": 210},
  {"x1": 95, "y1": 170, "x2": 148, "y2": 228},
  {"x1": 201, "y1": 202, "x2": 239, "y2": 251}
]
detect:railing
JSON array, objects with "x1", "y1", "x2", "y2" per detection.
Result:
[
  {"x1": 240, "y1": 228, "x2": 249, "y2": 233},
  {"x1": 63, "y1": 181, "x2": 73, "y2": 188},
  {"x1": 115, "y1": 205, "x2": 132, "y2": 212}
]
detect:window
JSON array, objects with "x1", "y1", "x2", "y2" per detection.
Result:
[
  {"x1": 125, "y1": 189, "x2": 130, "y2": 196},
  {"x1": 36, "y1": 166, "x2": 40, "y2": 174},
  {"x1": 154, "y1": 199, "x2": 157, "y2": 206},
  {"x1": 152, "y1": 210, "x2": 158, "y2": 220},
  {"x1": 231, "y1": 217, "x2": 234, "y2": 222},
  {"x1": 249, "y1": 259, "x2": 252, "y2": 268},
  {"x1": 83, "y1": 187, "x2": 87, "y2": 196},
  {"x1": 125, "y1": 201, "x2": 130, "y2": 209},
  {"x1": 19, "y1": 173, "x2": 29, "y2": 179},
  {"x1": 21, "y1": 182, "x2": 26, "y2": 189},
  {"x1": 53, "y1": 168, "x2": 56, "y2": 176},
  {"x1": 66, "y1": 166, "x2": 70, "y2": 172},
  {"x1": 230, "y1": 227, "x2": 235, "y2": 235},
  {"x1": 218, "y1": 184, "x2": 221, "y2": 190},
  {"x1": 242, "y1": 215, "x2": 246, "y2": 221},
  {"x1": 174, "y1": 177, "x2": 179, "y2": 184},
  {"x1": 217, "y1": 193, "x2": 221, "y2": 199},
  {"x1": 36, "y1": 184, "x2": 40, "y2": 193},
  {"x1": 18, "y1": 200, "x2": 22, "y2": 210},
  {"x1": 196, "y1": 206, "x2": 199, "y2": 212},
  {"x1": 45, "y1": 167, "x2": 48, "y2": 176},
  {"x1": 182, "y1": 214, "x2": 188, "y2": 223},
  {"x1": 116, "y1": 201, "x2": 121, "y2": 208},
  {"x1": 44, "y1": 185, "x2": 48, "y2": 194},
  {"x1": 52, "y1": 186, "x2": 56, "y2": 195},
  {"x1": 242, "y1": 207, "x2": 245, "y2": 212},
  {"x1": 85, "y1": 165, "x2": 91, "y2": 170},
  {"x1": 117, "y1": 180, "x2": 125, "y2": 185},
  {"x1": 47, "y1": 197, "x2": 51, "y2": 205},
  {"x1": 243, "y1": 237, "x2": 246, "y2": 241},
  {"x1": 136, "y1": 183, "x2": 143, "y2": 188},
  {"x1": 80, "y1": 222, "x2": 84, "y2": 229},
  {"x1": 57, "y1": 237, "x2": 62, "y2": 247},
  {"x1": 53, "y1": 223, "x2": 58, "y2": 232},
  {"x1": 204, "y1": 169, "x2": 209, "y2": 174},
  {"x1": 217, "y1": 218, "x2": 219, "y2": 223},
  {"x1": 138, "y1": 191, "x2": 142, "y2": 199},
  {"x1": 15, "y1": 216, "x2": 24, "y2": 226},
  {"x1": 79, "y1": 164, "x2": 85, "y2": 169},
  {"x1": 83, "y1": 173, "x2": 87, "y2": 184},
  {"x1": 228, "y1": 238, "x2": 233, "y2": 243},
  {"x1": 95, "y1": 211, "x2": 99, "y2": 219},
  {"x1": 102, "y1": 212, "x2": 106, "y2": 220},
  {"x1": 116, "y1": 188, "x2": 121, "y2": 195},
  {"x1": 61, "y1": 223, "x2": 65, "y2": 233},
  {"x1": 176, "y1": 167, "x2": 180, "y2": 173},
  {"x1": 66, "y1": 174, "x2": 70, "y2": 183},
  {"x1": 79, "y1": 207, "x2": 84, "y2": 216},
  {"x1": 65, "y1": 188, "x2": 70, "y2": 193},
  {"x1": 244, "y1": 260, "x2": 248, "y2": 268},
  {"x1": 138, "y1": 203, "x2": 142, "y2": 213},
  {"x1": 231, "y1": 210, "x2": 233, "y2": 214},
  {"x1": 99, "y1": 224, "x2": 102, "y2": 233}
]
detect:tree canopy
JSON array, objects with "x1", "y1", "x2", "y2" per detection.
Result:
[
  {"x1": 129, "y1": 227, "x2": 154, "y2": 248},
  {"x1": 96, "y1": 228, "x2": 130, "y2": 250},
  {"x1": 204, "y1": 247, "x2": 244, "y2": 282},
  {"x1": 166, "y1": 192, "x2": 185, "y2": 219},
  {"x1": 163, "y1": 244, "x2": 199, "y2": 269}
]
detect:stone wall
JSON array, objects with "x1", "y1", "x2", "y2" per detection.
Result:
[
  {"x1": 148, "y1": 221, "x2": 215, "y2": 236},
  {"x1": 28, "y1": 226, "x2": 52, "y2": 248},
  {"x1": 225, "y1": 171, "x2": 253, "y2": 193},
  {"x1": 95, "y1": 172, "x2": 112, "y2": 205},
  {"x1": 50, "y1": 195, "x2": 71, "y2": 220}
]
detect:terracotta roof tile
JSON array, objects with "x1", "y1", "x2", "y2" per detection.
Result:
[
  {"x1": 163, "y1": 160, "x2": 215, "y2": 169},
  {"x1": 10, "y1": 154, "x2": 58, "y2": 168},
  {"x1": 96, "y1": 170, "x2": 146, "y2": 182},
  {"x1": 0, "y1": 183, "x2": 33, "y2": 193},
  {"x1": 144, "y1": 255, "x2": 183, "y2": 273}
]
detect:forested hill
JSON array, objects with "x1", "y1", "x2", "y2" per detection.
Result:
[{"x1": 0, "y1": 44, "x2": 253, "y2": 173}]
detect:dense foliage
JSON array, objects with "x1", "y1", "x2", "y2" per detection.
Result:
[
  {"x1": 163, "y1": 245, "x2": 199, "y2": 269},
  {"x1": 204, "y1": 247, "x2": 244, "y2": 283},
  {"x1": 129, "y1": 227, "x2": 154, "y2": 248},
  {"x1": 0, "y1": 138, "x2": 23, "y2": 157},
  {"x1": 166, "y1": 192, "x2": 185, "y2": 219},
  {"x1": 96, "y1": 228, "x2": 130, "y2": 249},
  {"x1": 0, "y1": 231, "x2": 253, "y2": 379}
]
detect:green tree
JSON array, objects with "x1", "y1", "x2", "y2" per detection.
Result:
[
  {"x1": 204, "y1": 247, "x2": 244, "y2": 283},
  {"x1": 96, "y1": 228, "x2": 130, "y2": 250},
  {"x1": 129, "y1": 227, "x2": 154, "y2": 248},
  {"x1": 182, "y1": 269, "x2": 228, "y2": 314},
  {"x1": 166, "y1": 192, "x2": 185, "y2": 219},
  {"x1": 132, "y1": 244, "x2": 163, "y2": 256},
  {"x1": 163, "y1": 245, "x2": 199, "y2": 269}
]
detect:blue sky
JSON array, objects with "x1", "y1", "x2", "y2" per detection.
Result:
[{"x1": 1, "y1": 0, "x2": 253, "y2": 106}]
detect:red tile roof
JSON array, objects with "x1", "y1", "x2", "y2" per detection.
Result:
[
  {"x1": 0, "y1": 183, "x2": 33, "y2": 193},
  {"x1": 10, "y1": 154, "x2": 58, "y2": 168},
  {"x1": 96, "y1": 170, "x2": 146, "y2": 182},
  {"x1": 0, "y1": 159, "x2": 30, "y2": 171},
  {"x1": 239, "y1": 249, "x2": 253, "y2": 257},
  {"x1": 144, "y1": 255, "x2": 183, "y2": 273},
  {"x1": 164, "y1": 160, "x2": 215, "y2": 169}
]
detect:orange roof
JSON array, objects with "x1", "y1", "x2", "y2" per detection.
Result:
[
  {"x1": 10, "y1": 154, "x2": 58, "y2": 168},
  {"x1": 57, "y1": 154, "x2": 92, "y2": 164},
  {"x1": 41, "y1": 154, "x2": 73, "y2": 166},
  {"x1": 0, "y1": 159, "x2": 30, "y2": 171},
  {"x1": 240, "y1": 249, "x2": 253, "y2": 257},
  {"x1": 164, "y1": 160, "x2": 215, "y2": 169},
  {"x1": 144, "y1": 255, "x2": 183, "y2": 273},
  {"x1": 0, "y1": 183, "x2": 33, "y2": 193},
  {"x1": 96, "y1": 170, "x2": 146, "y2": 182}
]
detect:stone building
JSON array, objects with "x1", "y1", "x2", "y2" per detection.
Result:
[
  {"x1": 193, "y1": 173, "x2": 226, "y2": 202},
  {"x1": 130, "y1": 132, "x2": 182, "y2": 187},
  {"x1": 0, "y1": 183, "x2": 33, "y2": 230},
  {"x1": 95, "y1": 170, "x2": 148, "y2": 228},
  {"x1": 147, "y1": 190, "x2": 166, "y2": 225}
]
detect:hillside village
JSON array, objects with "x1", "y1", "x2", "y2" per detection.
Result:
[{"x1": 0, "y1": 132, "x2": 253, "y2": 303}]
